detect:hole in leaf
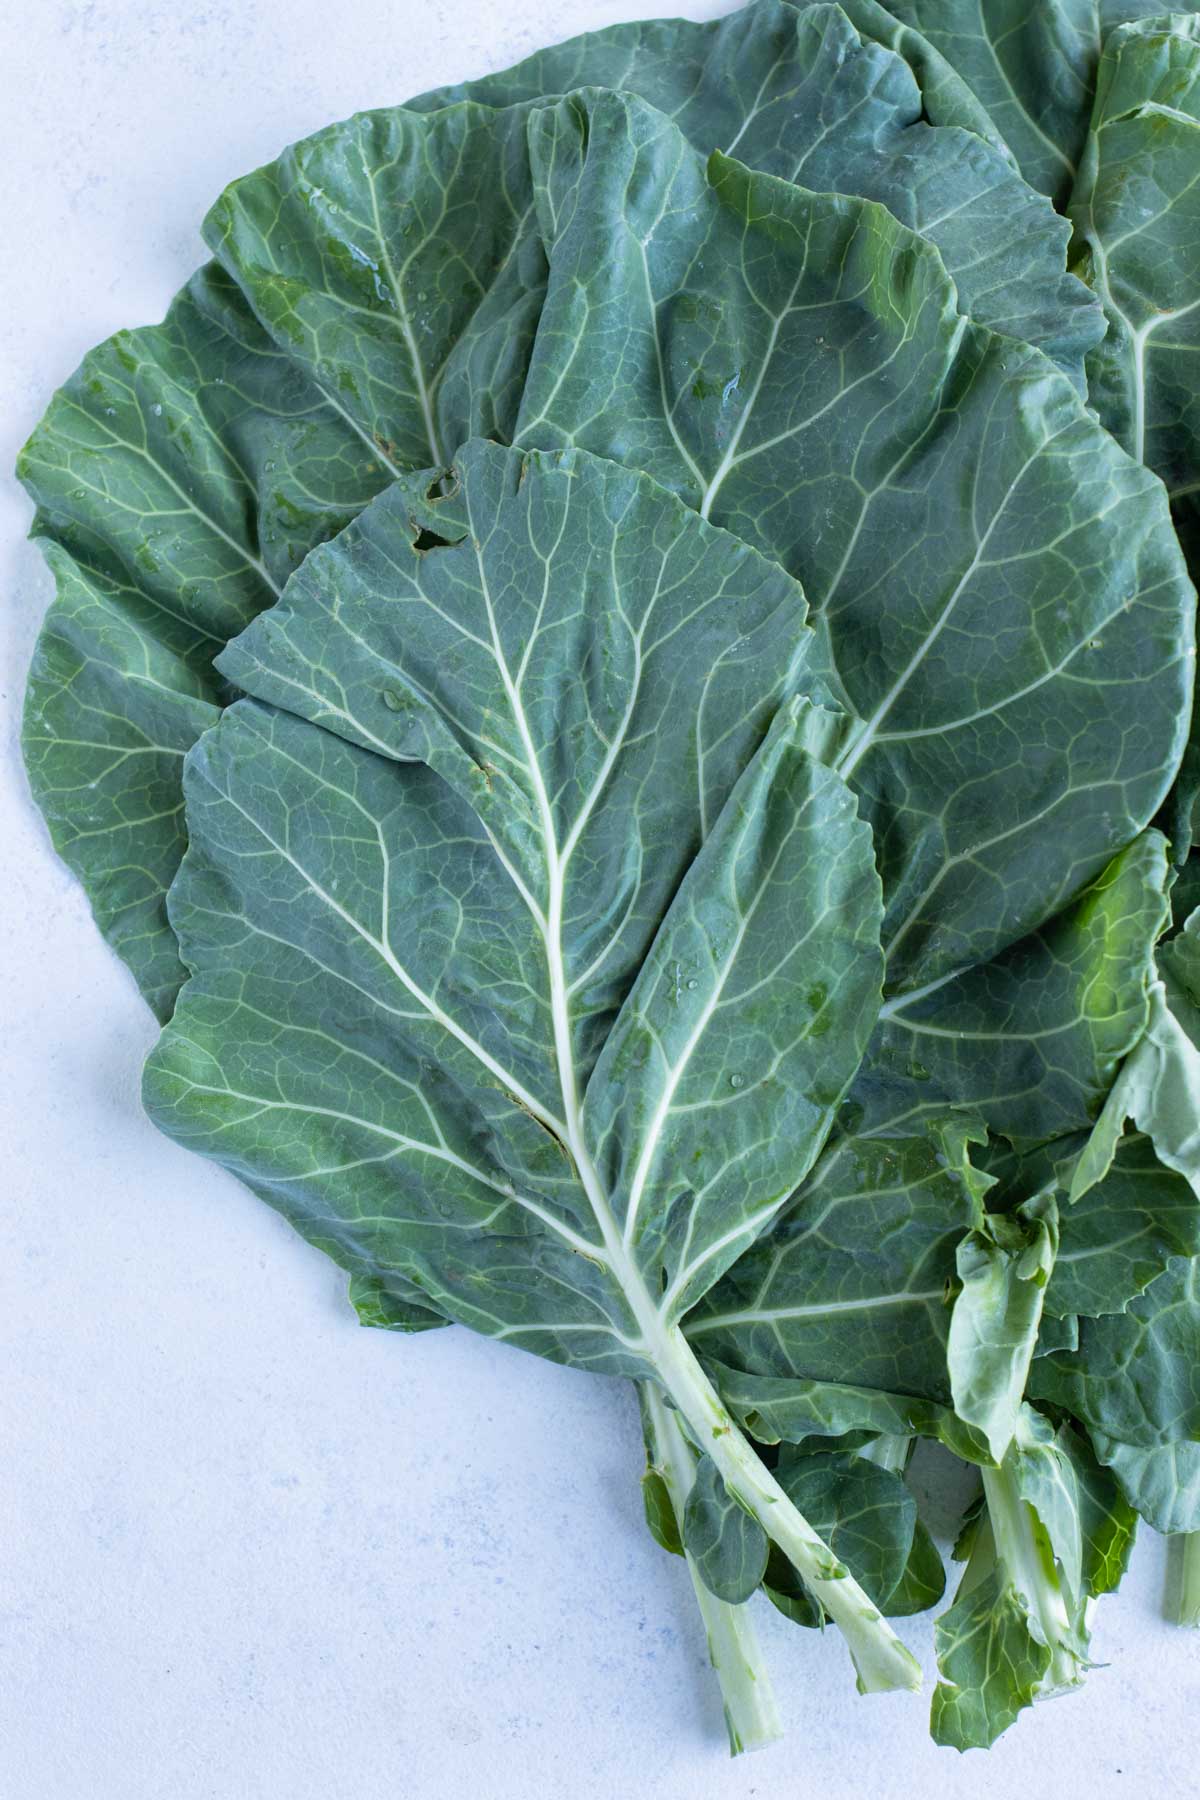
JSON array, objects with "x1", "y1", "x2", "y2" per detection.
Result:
[{"x1": 411, "y1": 526, "x2": 466, "y2": 553}]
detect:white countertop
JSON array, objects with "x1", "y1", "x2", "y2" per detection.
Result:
[{"x1": 2, "y1": 3, "x2": 1198, "y2": 1794}]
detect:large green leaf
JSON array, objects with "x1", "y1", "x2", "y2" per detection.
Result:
[
  {"x1": 145, "y1": 439, "x2": 926, "y2": 1688},
  {"x1": 414, "y1": 0, "x2": 1102, "y2": 384},
  {"x1": 516, "y1": 90, "x2": 1193, "y2": 991}
]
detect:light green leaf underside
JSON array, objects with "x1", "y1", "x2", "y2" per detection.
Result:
[
  {"x1": 931, "y1": 1566, "x2": 1052, "y2": 1750},
  {"x1": 948, "y1": 1194, "x2": 1057, "y2": 1464},
  {"x1": 146, "y1": 440, "x2": 884, "y2": 1372}
]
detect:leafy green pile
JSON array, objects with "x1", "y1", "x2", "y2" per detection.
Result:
[{"x1": 21, "y1": 0, "x2": 1200, "y2": 1758}]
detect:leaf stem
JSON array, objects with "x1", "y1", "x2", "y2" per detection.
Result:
[
  {"x1": 650, "y1": 1325, "x2": 923, "y2": 1695},
  {"x1": 1172, "y1": 1532, "x2": 1200, "y2": 1626},
  {"x1": 641, "y1": 1383, "x2": 783, "y2": 1755},
  {"x1": 981, "y1": 1462, "x2": 1080, "y2": 1695}
]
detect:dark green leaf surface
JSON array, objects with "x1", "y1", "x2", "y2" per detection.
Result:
[
  {"x1": 18, "y1": 266, "x2": 387, "y2": 1015},
  {"x1": 1032, "y1": 1254, "x2": 1200, "y2": 1444},
  {"x1": 416, "y1": 1, "x2": 1101, "y2": 383},
  {"x1": 517, "y1": 90, "x2": 1193, "y2": 989},
  {"x1": 1050, "y1": 1133, "x2": 1200, "y2": 1317},
  {"x1": 866, "y1": 0, "x2": 1172, "y2": 202},
  {"x1": 684, "y1": 1455, "x2": 771, "y2": 1603},
  {"x1": 765, "y1": 1448, "x2": 929, "y2": 1619}
]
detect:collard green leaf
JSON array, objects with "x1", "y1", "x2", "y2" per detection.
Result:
[
  {"x1": 1066, "y1": 1421, "x2": 1138, "y2": 1595},
  {"x1": 866, "y1": 0, "x2": 1172, "y2": 203},
  {"x1": 202, "y1": 101, "x2": 549, "y2": 466},
  {"x1": 764, "y1": 1448, "x2": 931, "y2": 1621},
  {"x1": 684, "y1": 1455, "x2": 771, "y2": 1604},
  {"x1": 1050, "y1": 1132, "x2": 1200, "y2": 1317},
  {"x1": 517, "y1": 90, "x2": 1193, "y2": 990},
  {"x1": 1031, "y1": 1255, "x2": 1200, "y2": 1453},
  {"x1": 931, "y1": 1405, "x2": 1093, "y2": 1749},
  {"x1": 151, "y1": 440, "x2": 883, "y2": 1353},
  {"x1": 145, "y1": 439, "x2": 924, "y2": 1690},
  {"x1": 18, "y1": 265, "x2": 386, "y2": 1015},
  {"x1": 417, "y1": 1, "x2": 1101, "y2": 384}
]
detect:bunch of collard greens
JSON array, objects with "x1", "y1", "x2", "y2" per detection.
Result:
[{"x1": 21, "y1": 0, "x2": 1200, "y2": 1757}]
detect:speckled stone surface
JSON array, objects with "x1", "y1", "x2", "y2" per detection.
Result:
[{"x1": 2, "y1": 4, "x2": 1199, "y2": 1795}]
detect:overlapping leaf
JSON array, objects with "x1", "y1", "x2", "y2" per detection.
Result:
[{"x1": 515, "y1": 90, "x2": 1192, "y2": 989}]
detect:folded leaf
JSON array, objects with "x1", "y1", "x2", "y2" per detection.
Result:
[
  {"x1": 931, "y1": 1405, "x2": 1094, "y2": 1749},
  {"x1": 949, "y1": 1193, "x2": 1058, "y2": 1464}
]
